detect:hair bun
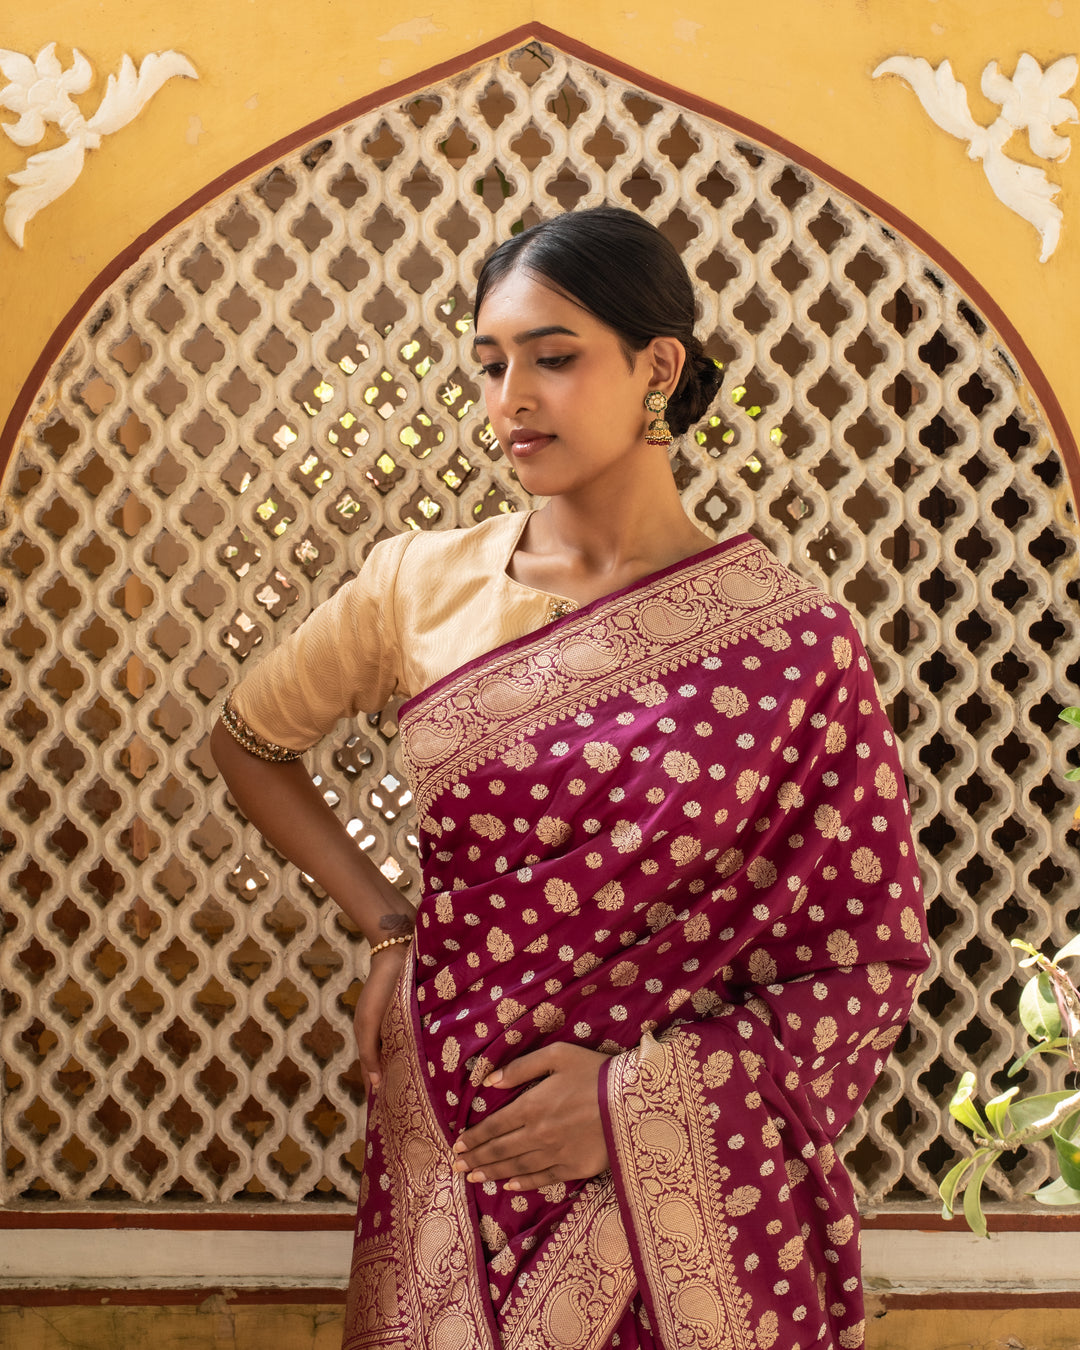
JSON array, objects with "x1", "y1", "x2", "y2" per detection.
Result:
[{"x1": 668, "y1": 338, "x2": 723, "y2": 435}]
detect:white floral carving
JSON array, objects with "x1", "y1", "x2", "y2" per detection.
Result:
[
  {"x1": 0, "y1": 44, "x2": 197, "y2": 247},
  {"x1": 873, "y1": 52, "x2": 1078, "y2": 262}
]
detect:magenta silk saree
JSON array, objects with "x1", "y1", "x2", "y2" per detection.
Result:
[{"x1": 342, "y1": 534, "x2": 928, "y2": 1350}]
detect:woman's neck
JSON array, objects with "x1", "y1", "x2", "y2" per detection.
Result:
[{"x1": 510, "y1": 469, "x2": 715, "y2": 606}]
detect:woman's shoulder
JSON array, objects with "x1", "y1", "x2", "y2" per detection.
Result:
[
  {"x1": 341, "y1": 511, "x2": 530, "y2": 631},
  {"x1": 715, "y1": 532, "x2": 863, "y2": 641},
  {"x1": 338, "y1": 512, "x2": 525, "y2": 600},
  {"x1": 389, "y1": 511, "x2": 526, "y2": 573}
]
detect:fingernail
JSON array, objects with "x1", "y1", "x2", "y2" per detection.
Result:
[
  {"x1": 466, "y1": 1170, "x2": 486, "y2": 1183},
  {"x1": 451, "y1": 1160, "x2": 467, "y2": 1174},
  {"x1": 369, "y1": 1075, "x2": 381, "y2": 1093},
  {"x1": 483, "y1": 1070, "x2": 503, "y2": 1087},
  {"x1": 452, "y1": 1139, "x2": 466, "y2": 1154},
  {"x1": 505, "y1": 1180, "x2": 520, "y2": 1192}
]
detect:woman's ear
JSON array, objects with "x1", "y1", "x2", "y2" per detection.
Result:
[{"x1": 645, "y1": 337, "x2": 686, "y2": 395}]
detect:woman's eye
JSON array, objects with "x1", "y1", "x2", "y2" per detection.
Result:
[
  {"x1": 479, "y1": 362, "x2": 505, "y2": 378},
  {"x1": 538, "y1": 355, "x2": 573, "y2": 369}
]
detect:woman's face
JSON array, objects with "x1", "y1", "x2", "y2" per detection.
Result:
[{"x1": 473, "y1": 266, "x2": 665, "y2": 500}]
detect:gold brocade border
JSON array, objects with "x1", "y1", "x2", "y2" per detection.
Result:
[
  {"x1": 605, "y1": 1033, "x2": 757, "y2": 1350},
  {"x1": 343, "y1": 957, "x2": 497, "y2": 1350},
  {"x1": 344, "y1": 957, "x2": 639, "y2": 1349},
  {"x1": 501, "y1": 1175, "x2": 637, "y2": 1349},
  {"x1": 400, "y1": 538, "x2": 824, "y2": 818}
]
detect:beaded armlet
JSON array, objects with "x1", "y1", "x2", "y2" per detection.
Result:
[{"x1": 220, "y1": 693, "x2": 303, "y2": 763}]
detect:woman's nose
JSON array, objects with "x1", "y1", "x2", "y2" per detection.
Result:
[{"x1": 501, "y1": 364, "x2": 536, "y2": 416}]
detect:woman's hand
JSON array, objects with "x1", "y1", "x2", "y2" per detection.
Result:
[
  {"x1": 451, "y1": 1043, "x2": 610, "y2": 1191},
  {"x1": 354, "y1": 944, "x2": 409, "y2": 1096}
]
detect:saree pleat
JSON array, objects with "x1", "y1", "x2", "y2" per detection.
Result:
[{"x1": 343, "y1": 534, "x2": 928, "y2": 1350}]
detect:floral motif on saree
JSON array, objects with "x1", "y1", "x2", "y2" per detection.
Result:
[{"x1": 343, "y1": 534, "x2": 928, "y2": 1350}]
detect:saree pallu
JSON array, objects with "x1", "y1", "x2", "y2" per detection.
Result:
[{"x1": 343, "y1": 534, "x2": 929, "y2": 1350}]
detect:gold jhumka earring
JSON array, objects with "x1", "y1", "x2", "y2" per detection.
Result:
[{"x1": 643, "y1": 389, "x2": 673, "y2": 447}]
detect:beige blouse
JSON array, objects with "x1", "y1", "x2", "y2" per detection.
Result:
[{"x1": 230, "y1": 510, "x2": 573, "y2": 752}]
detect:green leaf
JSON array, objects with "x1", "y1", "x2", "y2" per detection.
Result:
[
  {"x1": 1006, "y1": 1090, "x2": 1080, "y2": 1137},
  {"x1": 939, "y1": 1155, "x2": 977, "y2": 1218},
  {"x1": 1054, "y1": 1130, "x2": 1080, "y2": 1189},
  {"x1": 1057, "y1": 706, "x2": 1080, "y2": 728},
  {"x1": 1011, "y1": 938, "x2": 1041, "y2": 968},
  {"x1": 962, "y1": 1152, "x2": 1000, "y2": 1238},
  {"x1": 948, "y1": 1072, "x2": 987, "y2": 1137},
  {"x1": 1008, "y1": 1041, "x2": 1071, "y2": 1077},
  {"x1": 1065, "y1": 767, "x2": 1080, "y2": 781},
  {"x1": 1019, "y1": 971, "x2": 1062, "y2": 1041},
  {"x1": 1055, "y1": 934, "x2": 1080, "y2": 963},
  {"x1": 1034, "y1": 1174, "x2": 1080, "y2": 1207},
  {"x1": 1008, "y1": 1042, "x2": 1046, "y2": 1076},
  {"x1": 984, "y1": 1086, "x2": 1019, "y2": 1138}
]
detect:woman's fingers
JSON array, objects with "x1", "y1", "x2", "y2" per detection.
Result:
[
  {"x1": 452, "y1": 1043, "x2": 611, "y2": 1189},
  {"x1": 353, "y1": 998, "x2": 381, "y2": 1094},
  {"x1": 481, "y1": 1042, "x2": 559, "y2": 1090},
  {"x1": 353, "y1": 946, "x2": 408, "y2": 1095},
  {"x1": 459, "y1": 1142, "x2": 551, "y2": 1186}
]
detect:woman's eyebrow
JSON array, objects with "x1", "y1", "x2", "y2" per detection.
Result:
[{"x1": 472, "y1": 324, "x2": 579, "y2": 349}]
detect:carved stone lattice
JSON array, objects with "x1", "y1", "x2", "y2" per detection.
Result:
[{"x1": 2, "y1": 42, "x2": 1078, "y2": 1209}]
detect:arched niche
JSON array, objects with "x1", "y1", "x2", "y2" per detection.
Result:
[{"x1": 2, "y1": 36, "x2": 1077, "y2": 1209}]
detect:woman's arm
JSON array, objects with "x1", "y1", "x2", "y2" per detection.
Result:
[
  {"x1": 210, "y1": 718, "x2": 413, "y2": 1090},
  {"x1": 210, "y1": 719, "x2": 412, "y2": 940}
]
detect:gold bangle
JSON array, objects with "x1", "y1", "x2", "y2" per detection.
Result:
[
  {"x1": 370, "y1": 934, "x2": 413, "y2": 958},
  {"x1": 220, "y1": 693, "x2": 303, "y2": 763}
]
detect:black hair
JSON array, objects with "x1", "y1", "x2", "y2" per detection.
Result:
[{"x1": 474, "y1": 206, "x2": 722, "y2": 436}]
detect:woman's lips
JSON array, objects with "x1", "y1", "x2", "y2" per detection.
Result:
[{"x1": 509, "y1": 430, "x2": 554, "y2": 458}]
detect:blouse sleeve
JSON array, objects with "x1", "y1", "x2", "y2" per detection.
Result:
[{"x1": 227, "y1": 530, "x2": 416, "y2": 753}]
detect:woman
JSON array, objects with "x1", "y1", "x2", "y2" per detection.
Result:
[{"x1": 211, "y1": 207, "x2": 929, "y2": 1350}]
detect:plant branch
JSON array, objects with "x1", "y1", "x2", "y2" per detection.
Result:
[{"x1": 1001, "y1": 1089, "x2": 1080, "y2": 1151}]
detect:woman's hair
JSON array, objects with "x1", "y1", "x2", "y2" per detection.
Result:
[{"x1": 474, "y1": 206, "x2": 722, "y2": 435}]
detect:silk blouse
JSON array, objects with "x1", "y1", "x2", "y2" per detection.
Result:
[{"x1": 230, "y1": 510, "x2": 568, "y2": 752}]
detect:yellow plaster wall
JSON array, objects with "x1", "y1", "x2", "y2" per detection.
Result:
[
  {"x1": 0, "y1": 0, "x2": 1077, "y2": 455},
  {"x1": 0, "y1": 1300, "x2": 1078, "y2": 1350},
  {"x1": 1, "y1": 0, "x2": 1079, "y2": 1329}
]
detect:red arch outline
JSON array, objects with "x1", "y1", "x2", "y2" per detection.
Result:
[
  {"x1": 2, "y1": 24, "x2": 1077, "y2": 1233},
  {"x1": 2, "y1": 22, "x2": 1077, "y2": 509}
]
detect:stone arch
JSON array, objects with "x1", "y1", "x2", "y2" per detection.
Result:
[{"x1": 2, "y1": 36, "x2": 1077, "y2": 1207}]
